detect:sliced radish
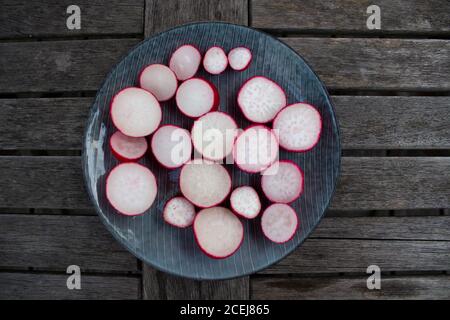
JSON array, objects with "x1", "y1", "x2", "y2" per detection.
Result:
[
  {"x1": 230, "y1": 186, "x2": 261, "y2": 219},
  {"x1": 169, "y1": 44, "x2": 201, "y2": 81},
  {"x1": 194, "y1": 206, "x2": 244, "y2": 259},
  {"x1": 261, "y1": 203, "x2": 298, "y2": 244},
  {"x1": 151, "y1": 125, "x2": 192, "y2": 169},
  {"x1": 109, "y1": 131, "x2": 148, "y2": 162},
  {"x1": 163, "y1": 196, "x2": 196, "y2": 228},
  {"x1": 139, "y1": 64, "x2": 178, "y2": 102},
  {"x1": 176, "y1": 78, "x2": 219, "y2": 118},
  {"x1": 110, "y1": 87, "x2": 162, "y2": 137},
  {"x1": 203, "y1": 46, "x2": 228, "y2": 75},
  {"x1": 106, "y1": 163, "x2": 157, "y2": 216},
  {"x1": 228, "y1": 47, "x2": 252, "y2": 71},
  {"x1": 261, "y1": 160, "x2": 304, "y2": 203},
  {"x1": 237, "y1": 76, "x2": 287, "y2": 123},
  {"x1": 179, "y1": 159, "x2": 231, "y2": 208},
  {"x1": 273, "y1": 103, "x2": 322, "y2": 152}
]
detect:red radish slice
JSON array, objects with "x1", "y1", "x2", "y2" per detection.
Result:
[
  {"x1": 163, "y1": 196, "x2": 196, "y2": 228},
  {"x1": 151, "y1": 125, "x2": 192, "y2": 169},
  {"x1": 203, "y1": 46, "x2": 228, "y2": 75},
  {"x1": 191, "y1": 111, "x2": 238, "y2": 161},
  {"x1": 233, "y1": 125, "x2": 279, "y2": 173},
  {"x1": 261, "y1": 160, "x2": 304, "y2": 203},
  {"x1": 261, "y1": 203, "x2": 298, "y2": 244},
  {"x1": 110, "y1": 87, "x2": 162, "y2": 137},
  {"x1": 109, "y1": 131, "x2": 148, "y2": 162},
  {"x1": 179, "y1": 159, "x2": 231, "y2": 208},
  {"x1": 106, "y1": 163, "x2": 157, "y2": 216},
  {"x1": 176, "y1": 78, "x2": 219, "y2": 118},
  {"x1": 194, "y1": 206, "x2": 244, "y2": 259},
  {"x1": 230, "y1": 186, "x2": 261, "y2": 219},
  {"x1": 169, "y1": 44, "x2": 201, "y2": 81},
  {"x1": 273, "y1": 103, "x2": 322, "y2": 152},
  {"x1": 139, "y1": 64, "x2": 177, "y2": 102},
  {"x1": 228, "y1": 47, "x2": 252, "y2": 71},
  {"x1": 237, "y1": 76, "x2": 287, "y2": 123}
]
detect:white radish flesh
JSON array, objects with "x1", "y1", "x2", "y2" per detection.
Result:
[
  {"x1": 151, "y1": 125, "x2": 192, "y2": 169},
  {"x1": 203, "y1": 46, "x2": 228, "y2": 75},
  {"x1": 261, "y1": 203, "x2": 298, "y2": 244},
  {"x1": 176, "y1": 78, "x2": 219, "y2": 118},
  {"x1": 163, "y1": 196, "x2": 196, "y2": 228},
  {"x1": 169, "y1": 45, "x2": 201, "y2": 81},
  {"x1": 230, "y1": 186, "x2": 261, "y2": 219},
  {"x1": 139, "y1": 64, "x2": 178, "y2": 102},
  {"x1": 109, "y1": 131, "x2": 148, "y2": 162},
  {"x1": 261, "y1": 161, "x2": 303, "y2": 203},
  {"x1": 228, "y1": 47, "x2": 252, "y2": 71}
]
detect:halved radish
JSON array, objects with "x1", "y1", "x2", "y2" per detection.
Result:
[
  {"x1": 163, "y1": 196, "x2": 196, "y2": 228},
  {"x1": 203, "y1": 46, "x2": 228, "y2": 75},
  {"x1": 109, "y1": 131, "x2": 148, "y2": 162},
  {"x1": 237, "y1": 76, "x2": 286, "y2": 123},
  {"x1": 179, "y1": 159, "x2": 231, "y2": 208},
  {"x1": 110, "y1": 87, "x2": 162, "y2": 137},
  {"x1": 151, "y1": 125, "x2": 192, "y2": 169},
  {"x1": 261, "y1": 160, "x2": 304, "y2": 203},
  {"x1": 194, "y1": 206, "x2": 244, "y2": 259},
  {"x1": 273, "y1": 103, "x2": 322, "y2": 152},
  {"x1": 176, "y1": 78, "x2": 219, "y2": 118},
  {"x1": 230, "y1": 186, "x2": 261, "y2": 219},
  {"x1": 106, "y1": 163, "x2": 157, "y2": 216},
  {"x1": 169, "y1": 44, "x2": 201, "y2": 81},
  {"x1": 139, "y1": 64, "x2": 178, "y2": 102},
  {"x1": 228, "y1": 47, "x2": 252, "y2": 71},
  {"x1": 261, "y1": 203, "x2": 298, "y2": 244}
]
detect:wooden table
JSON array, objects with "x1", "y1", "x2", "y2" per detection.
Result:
[{"x1": 0, "y1": 0, "x2": 449, "y2": 299}]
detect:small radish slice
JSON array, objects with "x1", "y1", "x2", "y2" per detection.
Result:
[
  {"x1": 261, "y1": 160, "x2": 304, "y2": 203},
  {"x1": 261, "y1": 203, "x2": 298, "y2": 244},
  {"x1": 110, "y1": 87, "x2": 162, "y2": 137},
  {"x1": 228, "y1": 47, "x2": 252, "y2": 71},
  {"x1": 180, "y1": 159, "x2": 231, "y2": 208},
  {"x1": 194, "y1": 206, "x2": 244, "y2": 259},
  {"x1": 163, "y1": 196, "x2": 196, "y2": 228},
  {"x1": 169, "y1": 44, "x2": 201, "y2": 81},
  {"x1": 273, "y1": 103, "x2": 322, "y2": 152},
  {"x1": 203, "y1": 46, "x2": 228, "y2": 75},
  {"x1": 237, "y1": 76, "x2": 287, "y2": 123},
  {"x1": 151, "y1": 125, "x2": 192, "y2": 169},
  {"x1": 109, "y1": 131, "x2": 148, "y2": 162},
  {"x1": 230, "y1": 186, "x2": 261, "y2": 219},
  {"x1": 106, "y1": 163, "x2": 157, "y2": 216},
  {"x1": 139, "y1": 64, "x2": 178, "y2": 102},
  {"x1": 176, "y1": 78, "x2": 219, "y2": 118}
]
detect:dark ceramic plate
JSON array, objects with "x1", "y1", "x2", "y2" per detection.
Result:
[{"x1": 83, "y1": 22, "x2": 341, "y2": 280}]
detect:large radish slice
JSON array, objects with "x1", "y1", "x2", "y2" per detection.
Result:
[
  {"x1": 106, "y1": 163, "x2": 157, "y2": 216},
  {"x1": 110, "y1": 87, "x2": 162, "y2": 137},
  {"x1": 261, "y1": 160, "x2": 304, "y2": 203},
  {"x1": 169, "y1": 44, "x2": 201, "y2": 81},
  {"x1": 194, "y1": 206, "x2": 244, "y2": 259},
  {"x1": 176, "y1": 78, "x2": 219, "y2": 118},
  {"x1": 109, "y1": 131, "x2": 148, "y2": 162},
  {"x1": 230, "y1": 186, "x2": 261, "y2": 219},
  {"x1": 180, "y1": 159, "x2": 231, "y2": 208},
  {"x1": 163, "y1": 196, "x2": 196, "y2": 228},
  {"x1": 139, "y1": 64, "x2": 177, "y2": 102},
  {"x1": 237, "y1": 76, "x2": 286, "y2": 123},
  {"x1": 151, "y1": 125, "x2": 192, "y2": 169},
  {"x1": 203, "y1": 46, "x2": 228, "y2": 75},
  {"x1": 273, "y1": 103, "x2": 322, "y2": 152},
  {"x1": 228, "y1": 47, "x2": 252, "y2": 71},
  {"x1": 261, "y1": 203, "x2": 298, "y2": 244}
]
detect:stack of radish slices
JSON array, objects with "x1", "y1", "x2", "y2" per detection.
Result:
[{"x1": 105, "y1": 43, "x2": 322, "y2": 259}]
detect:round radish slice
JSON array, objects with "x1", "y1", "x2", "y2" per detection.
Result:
[
  {"x1": 228, "y1": 47, "x2": 252, "y2": 71},
  {"x1": 139, "y1": 64, "x2": 177, "y2": 102},
  {"x1": 180, "y1": 159, "x2": 231, "y2": 208},
  {"x1": 261, "y1": 160, "x2": 304, "y2": 203},
  {"x1": 176, "y1": 78, "x2": 219, "y2": 118},
  {"x1": 273, "y1": 103, "x2": 322, "y2": 152},
  {"x1": 230, "y1": 186, "x2": 261, "y2": 219},
  {"x1": 109, "y1": 131, "x2": 148, "y2": 162},
  {"x1": 194, "y1": 206, "x2": 244, "y2": 259},
  {"x1": 261, "y1": 203, "x2": 298, "y2": 244},
  {"x1": 151, "y1": 125, "x2": 192, "y2": 169},
  {"x1": 110, "y1": 87, "x2": 162, "y2": 137},
  {"x1": 237, "y1": 76, "x2": 286, "y2": 123},
  {"x1": 203, "y1": 46, "x2": 228, "y2": 75},
  {"x1": 163, "y1": 196, "x2": 196, "y2": 228},
  {"x1": 169, "y1": 44, "x2": 201, "y2": 81},
  {"x1": 106, "y1": 163, "x2": 157, "y2": 216}
]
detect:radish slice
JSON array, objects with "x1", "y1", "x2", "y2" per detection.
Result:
[
  {"x1": 169, "y1": 44, "x2": 201, "y2": 81},
  {"x1": 106, "y1": 163, "x2": 157, "y2": 216},
  {"x1": 228, "y1": 47, "x2": 252, "y2": 71},
  {"x1": 230, "y1": 186, "x2": 261, "y2": 219},
  {"x1": 176, "y1": 78, "x2": 219, "y2": 118},
  {"x1": 233, "y1": 125, "x2": 279, "y2": 173},
  {"x1": 179, "y1": 159, "x2": 231, "y2": 208},
  {"x1": 139, "y1": 64, "x2": 178, "y2": 102},
  {"x1": 110, "y1": 87, "x2": 162, "y2": 137},
  {"x1": 237, "y1": 76, "x2": 287, "y2": 123},
  {"x1": 191, "y1": 111, "x2": 238, "y2": 161},
  {"x1": 194, "y1": 206, "x2": 244, "y2": 259},
  {"x1": 109, "y1": 131, "x2": 148, "y2": 162},
  {"x1": 163, "y1": 196, "x2": 196, "y2": 228},
  {"x1": 273, "y1": 103, "x2": 322, "y2": 152},
  {"x1": 261, "y1": 160, "x2": 304, "y2": 203},
  {"x1": 261, "y1": 203, "x2": 298, "y2": 244},
  {"x1": 203, "y1": 46, "x2": 228, "y2": 75},
  {"x1": 151, "y1": 125, "x2": 192, "y2": 169}
]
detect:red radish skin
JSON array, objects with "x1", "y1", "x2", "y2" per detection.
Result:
[
  {"x1": 169, "y1": 44, "x2": 202, "y2": 81},
  {"x1": 109, "y1": 131, "x2": 148, "y2": 162},
  {"x1": 261, "y1": 203, "x2": 298, "y2": 244},
  {"x1": 163, "y1": 196, "x2": 196, "y2": 228},
  {"x1": 151, "y1": 125, "x2": 192, "y2": 169},
  {"x1": 203, "y1": 46, "x2": 228, "y2": 75},
  {"x1": 228, "y1": 47, "x2": 252, "y2": 71},
  {"x1": 176, "y1": 78, "x2": 219, "y2": 118},
  {"x1": 230, "y1": 186, "x2": 261, "y2": 219},
  {"x1": 139, "y1": 64, "x2": 178, "y2": 102}
]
